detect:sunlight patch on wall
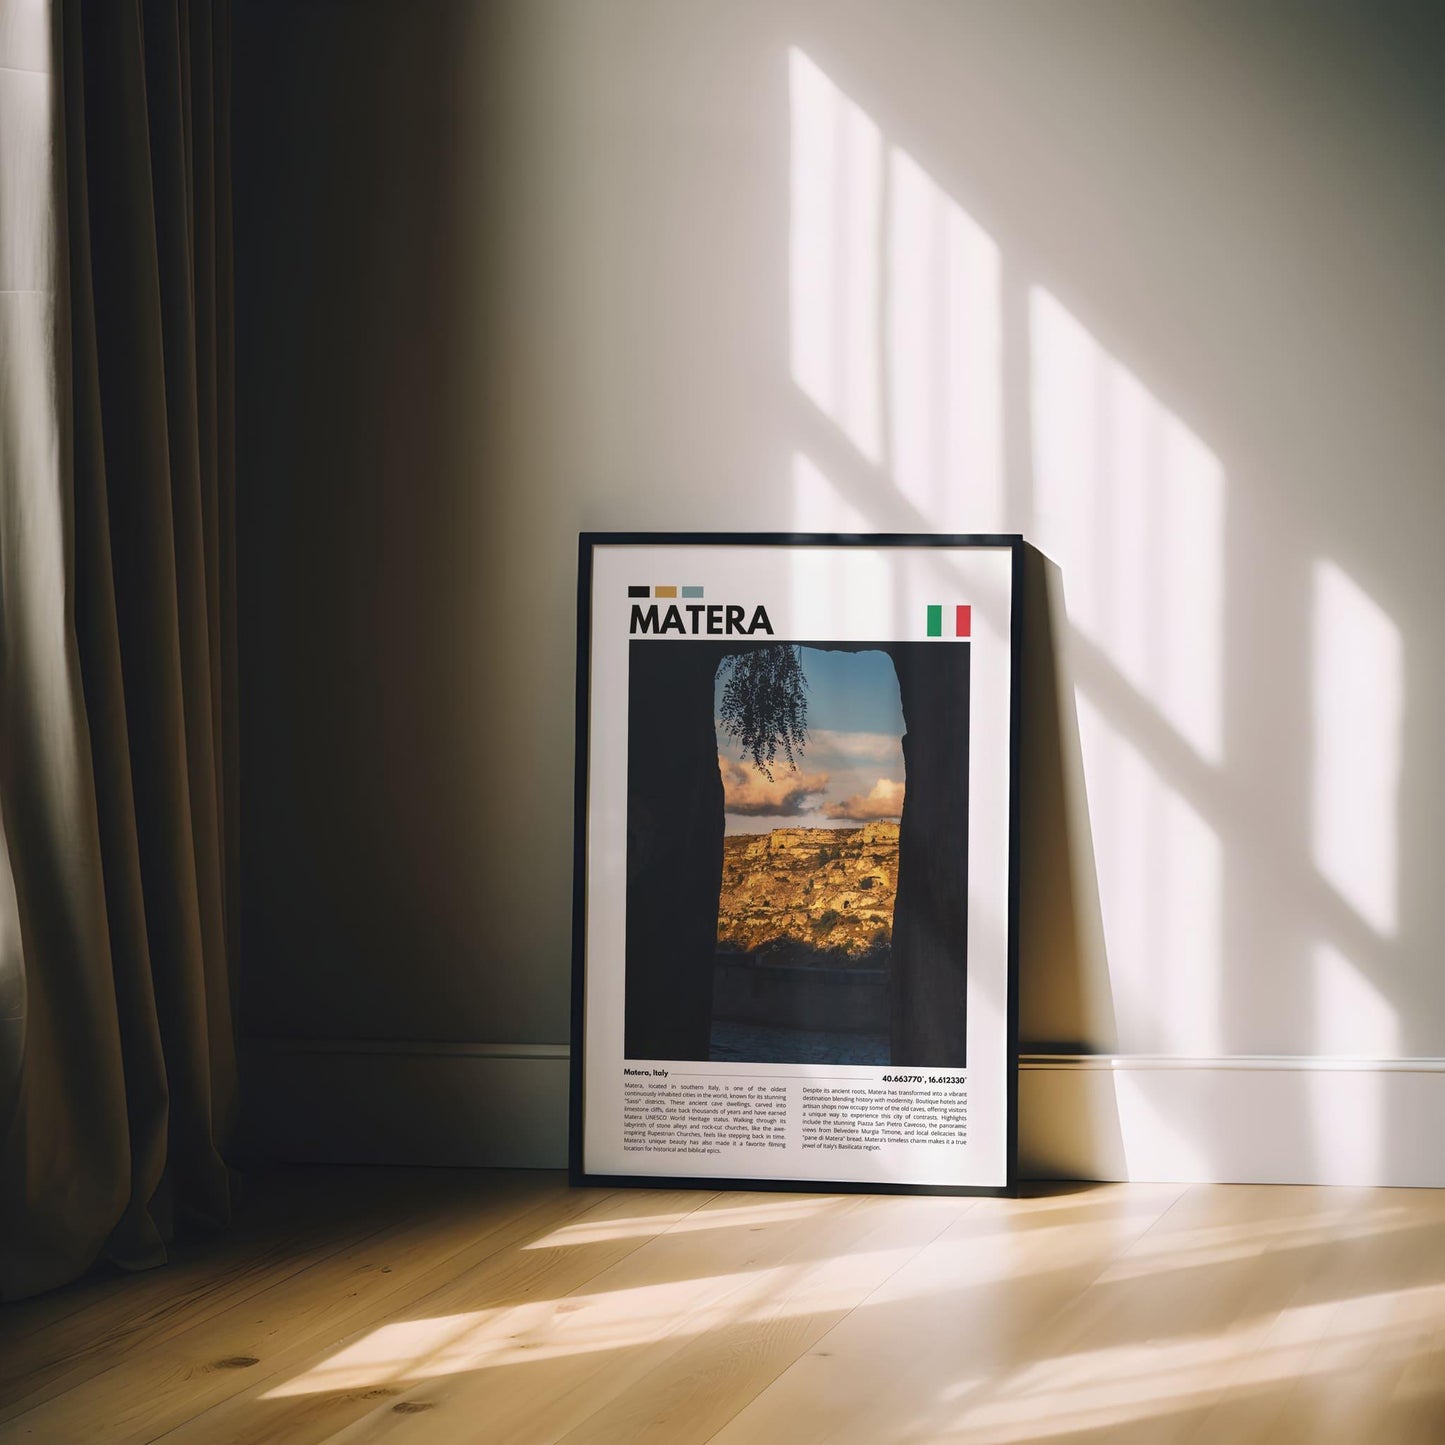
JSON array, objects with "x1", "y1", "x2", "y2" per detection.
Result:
[
  {"x1": 1115, "y1": 1072, "x2": 1210, "y2": 1183},
  {"x1": 1076, "y1": 691, "x2": 1222, "y2": 1055},
  {"x1": 1030, "y1": 288, "x2": 1225, "y2": 766},
  {"x1": 1311, "y1": 560, "x2": 1402, "y2": 938},
  {"x1": 1306, "y1": 1066, "x2": 1388, "y2": 1187},
  {"x1": 886, "y1": 149, "x2": 1002, "y2": 530},
  {"x1": 789, "y1": 48, "x2": 881, "y2": 462},
  {"x1": 1312, "y1": 942, "x2": 1399, "y2": 1058},
  {"x1": 792, "y1": 450, "x2": 871, "y2": 532},
  {"x1": 1308, "y1": 942, "x2": 1398, "y2": 1183},
  {"x1": 788, "y1": 456, "x2": 898, "y2": 634}
]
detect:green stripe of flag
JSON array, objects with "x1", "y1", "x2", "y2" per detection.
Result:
[{"x1": 926, "y1": 604, "x2": 942, "y2": 637}]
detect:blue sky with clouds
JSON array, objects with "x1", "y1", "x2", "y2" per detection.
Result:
[{"x1": 715, "y1": 646, "x2": 907, "y2": 834}]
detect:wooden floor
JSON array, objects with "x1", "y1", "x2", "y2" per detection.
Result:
[{"x1": 2, "y1": 1170, "x2": 1444, "y2": 1443}]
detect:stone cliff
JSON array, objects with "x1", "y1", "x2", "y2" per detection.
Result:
[{"x1": 717, "y1": 821, "x2": 899, "y2": 959}]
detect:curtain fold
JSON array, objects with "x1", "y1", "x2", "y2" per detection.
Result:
[{"x1": 0, "y1": 0, "x2": 236, "y2": 1301}]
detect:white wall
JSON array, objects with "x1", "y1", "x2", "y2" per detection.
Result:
[{"x1": 236, "y1": 1, "x2": 1445, "y2": 1184}]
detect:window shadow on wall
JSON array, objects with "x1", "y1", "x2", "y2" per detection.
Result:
[{"x1": 781, "y1": 12, "x2": 1422, "y2": 1185}]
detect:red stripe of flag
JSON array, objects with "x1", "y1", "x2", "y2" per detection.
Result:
[{"x1": 956, "y1": 604, "x2": 971, "y2": 638}]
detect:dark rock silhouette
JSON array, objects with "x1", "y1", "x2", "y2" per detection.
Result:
[
  {"x1": 623, "y1": 642, "x2": 729, "y2": 1060},
  {"x1": 890, "y1": 644, "x2": 970, "y2": 1067}
]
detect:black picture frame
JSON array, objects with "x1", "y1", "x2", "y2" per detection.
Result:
[{"x1": 570, "y1": 532, "x2": 1024, "y2": 1197}]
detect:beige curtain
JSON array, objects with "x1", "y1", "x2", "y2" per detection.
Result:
[{"x1": 0, "y1": 0, "x2": 237, "y2": 1300}]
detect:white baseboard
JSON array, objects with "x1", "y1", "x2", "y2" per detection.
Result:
[
  {"x1": 1021, "y1": 1054, "x2": 1445, "y2": 1187},
  {"x1": 240, "y1": 1041, "x2": 1445, "y2": 1187}
]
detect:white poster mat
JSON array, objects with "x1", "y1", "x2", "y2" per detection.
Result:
[{"x1": 579, "y1": 541, "x2": 1016, "y2": 1190}]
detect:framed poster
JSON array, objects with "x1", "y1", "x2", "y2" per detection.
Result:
[{"x1": 571, "y1": 533, "x2": 1022, "y2": 1196}]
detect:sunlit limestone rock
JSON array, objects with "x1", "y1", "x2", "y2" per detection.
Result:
[{"x1": 717, "y1": 822, "x2": 900, "y2": 959}]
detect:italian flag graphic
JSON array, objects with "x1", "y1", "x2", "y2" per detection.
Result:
[{"x1": 926, "y1": 604, "x2": 972, "y2": 639}]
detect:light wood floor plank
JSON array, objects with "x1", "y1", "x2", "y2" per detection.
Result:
[
  {"x1": 709, "y1": 1182, "x2": 1189, "y2": 1445},
  {"x1": 2, "y1": 1170, "x2": 1443, "y2": 1445},
  {"x1": 312, "y1": 1190, "x2": 888, "y2": 1443},
  {"x1": 551, "y1": 1192, "x2": 970, "y2": 1445},
  {"x1": 0, "y1": 1167, "x2": 468, "y2": 1417},
  {"x1": 154, "y1": 1187, "x2": 714, "y2": 1445},
  {"x1": 2, "y1": 1172, "x2": 568, "y2": 1440}
]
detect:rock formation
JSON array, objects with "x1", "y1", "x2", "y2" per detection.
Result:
[{"x1": 717, "y1": 822, "x2": 899, "y2": 960}]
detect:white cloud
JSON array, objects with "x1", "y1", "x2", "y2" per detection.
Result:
[
  {"x1": 806, "y1": 730, "x2": 904, "y2": 763},
  {"x1": 719, "y1": 754, "x2": 831, "y2": 816},
  {"x1": 823, "y1": 777, "x2": 905, "y2": 822}
]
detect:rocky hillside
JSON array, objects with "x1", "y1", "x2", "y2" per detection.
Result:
[{"x1": 717, "y1": 822, "x2": 899, "y2": 958}]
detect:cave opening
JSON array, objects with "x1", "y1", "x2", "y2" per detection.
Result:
[
  {"x1": 711, "y1": 646, "x2": 904, "y2": 1066},
  {"x1": 624, "y1": 637, "x2": 969, "y2": 1069}
]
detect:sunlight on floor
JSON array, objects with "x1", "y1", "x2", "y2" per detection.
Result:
[
  {"x1": 261, "y1": 1190, "x2": 1445, "y2": 1445},
  {"x1": 1096, "y1": 1198, "x2": 1414, "y2": 1282},
  {"x1": 264, "y1": 1237, "x2": 926, "y2": 1398},
  {"x1": 930, "y1": 1279, "x2": 1445, "y2": 1443},
  {"x1": 523, "y1": 1196, "x2": 827, "y2": 1249},
  {"x1": 264, "y1": 1191, "x2": 1127, "y2": 1402}
]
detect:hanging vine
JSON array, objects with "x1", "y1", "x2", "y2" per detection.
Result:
[{"x1": 716, "y1": 645, "x2": 810, "y2": 781}]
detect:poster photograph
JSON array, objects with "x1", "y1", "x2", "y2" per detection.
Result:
[{"x1": 571, "y1": 534, "x2": 1022, "y2": 1195}]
